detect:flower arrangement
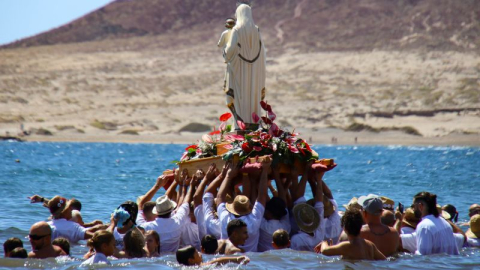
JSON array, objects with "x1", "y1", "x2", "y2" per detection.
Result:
[{"x1": 179, "y1": 101, "x2": 318, "y2": 167}]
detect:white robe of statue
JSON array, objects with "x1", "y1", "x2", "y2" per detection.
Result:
[{"x1": 224, "y1": 4, "x2": 266, "y2": 126}]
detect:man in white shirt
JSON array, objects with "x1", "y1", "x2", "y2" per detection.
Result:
[
  {"x1": 217, "y1": 158, "x2": 270, "y2": 252},
  {"x1": 411, "y1": 191, "x2": 459, "y2": 255},
  {"x1": 136, "y1": 175, "x2": 193, "y2": 253},
  {"x1": 290, "y1": 167, "x2": 326, "y2": 251}
]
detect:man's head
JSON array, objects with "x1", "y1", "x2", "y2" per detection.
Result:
[
  {"x1": 467, "y1": 214, "x2": 480, "y2": 239},
  {"x1": 70, "y1": 199, "x2": 82, "y2": 211},
  {"x1": 3, "y1": 237, "x2": 23, "y2": 257},
  {"x1": 142, "y1": 201, "x2": 157, "y2": 222},
  {"x1": 272, "y1": 229, "x2": 290, "y2": 249},
  {"x1": 153, "y1": 195, "x2": 176, "y2": 218},
  {"x1": 201, "y1": 234, "x2": 218, "y2": 254},
  {"x1": 265, "y1": 197, "x2": 287, "y2": 220},
  {"x1": 29, "y1": 221, "x2": 52, "y2": 251},
  {"x1": 227, "y1": 219, "x2": 248, "y2": 246},
  {"x1": 412, "y1": 191, "x2": 439, "y2": 218},
  {"x1": 358, "y1": 194, "x2": 383, "y2": 220},
  {"x1": 52, "y1": 237, "x2": 70, "y2": 255},
  {"x1": 442, "y1": 204, "x2": 458, "y2": 222},
  {"x1": 293, "y1": 203, "x2": 320, "y2": 233},
  {"x1": 9, "y1": 247, "x2": 28, "y2": 259},
  {"x1": 381, "y1": 210, "x2": 396, "y2": 227},
  {"x1": 342, "y1": 209, "x2": 364, "y2": 237},
  {"x1": 176, "y1": 245, "x2": 202, "y2": 266},
  {"x1": 469, "y1": 204, "x2": 480, "y2": 218}
]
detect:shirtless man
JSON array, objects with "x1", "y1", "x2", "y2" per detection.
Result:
[
  {"x1": 217, "y1": 219, "x2": 248, "y2": 255},
  {"x1": 28, "y1": 221, "x2": 66, "y2": 259},
  {"x1": 358, "y1": 194, "x2": 399, "y2": 257},
  {"x1": 315, "y1": 209, "x2": 386, "y2": 260}
]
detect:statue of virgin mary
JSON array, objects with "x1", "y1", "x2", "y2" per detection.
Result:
[{"x1": 223, "y1": 4, "x2": 266, "y2": 129}]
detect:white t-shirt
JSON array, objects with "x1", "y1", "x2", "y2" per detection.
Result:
[
  {"x1": 323, "y1": 199, "x2": 342, "y2": 244},
  {"x1": 194, "y1": 205, "x2": 206, "y2": 241},
  {"x1": 401, "y1": 232, "x2": 464, "y2": 253},
  {"x1": 202, "y1": 193, "x2": 221, "y2": 239},
  {"x1": 113, "y1": 228, "x2": 125, "y2": 250},
  {"x1": 48, "y1": 218, "x2": 87, "y2": 243},
  {"x1": 415, "y1": 215, "x2": 459, "y2": 255},
  {"x1": 257, "y1": 209, "x2": 291, "y2": 252},
  {"x1": 81, "y1": 252, "x2": 111, "y2": 265},
  {"x1": 290, "y1": 198, "x2": 326, "y2": 252},
  {"x1": 136, "y1": 203, "x2": 189, "y2": 253},
  {"x1": 218, "y1": 201, "x2": 265, "y2": 252},
  {"x1": 401, "y1": 226, "x2": 416, "y2": 234},
  {"x1": 180, "y1": 218, "x2": 201, "y2": 250}
]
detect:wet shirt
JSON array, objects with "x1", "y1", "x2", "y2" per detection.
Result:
[
  {"x1": 415, "y1": 215, "x2": 459, "y2": 255},
  {"x1": 290, "y1": 198, "x2": 326, "y2": 252},
  {"x1": 202, "y1": 193, "x2": 221, "y2": 239},
  {"x1": 81, "y1": 252, "x2": 110, "y2": 265},
  {"x1": 257, "y1": 209, "x2": 291, "y2": 252},
  {"x1": 48, "y1": 218, "x2": 86, "y2": 243},
  {"x1": 323, "y1": 199, "x2": 342, "y2": 244}
]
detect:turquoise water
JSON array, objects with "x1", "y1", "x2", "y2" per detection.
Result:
[{"x1": 1, "y1": 142, "x2": 479, "y2": 269}]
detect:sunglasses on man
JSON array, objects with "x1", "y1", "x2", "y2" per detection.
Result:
[{"x1": 29, "y1": 233, "x2": 50, "y2": 240}]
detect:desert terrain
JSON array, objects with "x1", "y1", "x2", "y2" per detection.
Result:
[{"x1": 0, "y1": 0, "x2": 479, "y2": 146}]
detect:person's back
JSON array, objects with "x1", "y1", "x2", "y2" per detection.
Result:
[
  {"x1": 358, "y1": 194, "x2": 399, "y2": 257},
  {"x1": 416, "y1": 215, "x2": 458, "y2": 255}
]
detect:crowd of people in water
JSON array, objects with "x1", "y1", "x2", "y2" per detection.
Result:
[{"x1": 3, "y1": 157, "x2": 480, "y2": 266}]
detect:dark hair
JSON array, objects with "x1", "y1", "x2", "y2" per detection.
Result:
[
  {"x1": 272, "y1": 229, "x2": 289, "y2": 248},
  {"x1": 442, "y1": 204, "x2": 458, "y2": 222},
  {"x1": 3, "y1": 237, "x2": 23, "y2": 255},
  {"x1": 227, "y1": 219, "x2": 247, "y2": 237},
  {"x1": 341, "y1": 209, "x2": 364, "y2": 237},
  {"x1": 87, "y1": 230, "x2": 114, "y2": 252},
  {"x1": 201, "y1": 234, "x2": 218, "y2": 254},
  {"x1": 52, "y1": 237, "x2": 70, "y2": 255},
  {"x1": 145, "y1": 230, "x2": 160, "y2": 254},
  {"x1": 414, "y1": 192, "x2": 439, "y2": 218},
  {"x1": 120, "y1": 201, "x2": 138, "y2": 225},
  {"x1": 381, "y1": 211, "x2": 396, "y2": 227},
  {"x1": 70, "y1": 199, "x2": 82, "y2": 211},
  {"x1": 143, "y1": 201, "x2": 156, "y2": 213},
  {"x1": 10, "y1": 247, "x2": 27, "y2": 259},
  {"x1": 124, "y1": 228, "x2": 145, "y2": 258},
  {"x1": 176, "y1": 245, "x2": 196, "y2": 266}
]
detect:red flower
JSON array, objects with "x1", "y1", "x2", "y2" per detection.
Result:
[
  {"x1": 219, "y1": 113, "x2": 232, "y2": 122},
  {"x1": 261, "y1": 116, "x2": 272, "y2": 125},
  {"x1": 185, "y1": 145, "x2": 198, "y2": 151},
  {"x1": 209, "y1": 130, "x2": 221, "y2": 135},
  {"x1": 253, "y1": 146, "x2": 262, "y2": 151},
  {"x1": 242, "y1": 142, "x2": 252, "y2": 153},
  {"x1": 288, "y1": 144, "x2": 299, "y2": 153},
  {"x1": 260, "y1": 101, "x2": 272, "y2": 112}
]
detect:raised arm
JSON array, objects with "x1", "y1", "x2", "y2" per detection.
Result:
[
  {"x1": 257, "y1": 156, "x2": 272, "y2": 207},
  {"x1": 295, "y1": 161, "x2": 313, "y2": 202},
  {"x1": 217, "y1": 162, "x2": 238, "y2": 204},
  {"x1": 194, "y1": 164, "x2": 216, "y2": 207},
  {"x1": 139, "y1": 175, "x2": 168, "y2": 210},
  {"x1": 205, "y1": 163, "x2": 228, "y2": 196},
  {"x1": 272, "y1": 165, "x2": 286, "y2": 203},
  {"x1": 314, "y1": 171, "x2": 324, "y2": 203}
]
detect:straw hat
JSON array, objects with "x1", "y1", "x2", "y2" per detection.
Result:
[
  {"x1": 226, "y1": 195, "x2": 252, "y2": 216},
  {"x1": 466, "y1": 214, "x2": 480, "y2": 239},
  {"x1": 343, "y1": 197, "x2": 362, "y2": 211},
  {"x1": 380, "y1": 196, "x2": 395, "y2": 211},
  {"x1": 436, "y1": 204, "x2": 451, "y2": 220},
  {"x1": 48, "y1": 196, "x2": 72, "y2": 218},
  {"x1": 402, "y1": 207, "x2": 421, "y2": 229},
  {"x1": 293, "y1": 203, "x2": 320, "y2": 233},
  {"x1": 152, "y1": 195, "x2": 177, "y2": 216}
]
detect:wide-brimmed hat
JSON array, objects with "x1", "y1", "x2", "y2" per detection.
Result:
[
  {"x1": 358, "y1": 194, "x2": 383, "y2": 216},
  {"x1": 436, "y1": 204, "x2": 451, "y2": 220},
  {"x1": 152, "y1": 195, "x2": 177, "y2": 216},
  {"x1": 48, "y1": 196, "x2": 72, "y2": 218},
  {"x1": 380, "y1": 196, "x2": 395, "y2": 211},
  {"x1": 402, "y1": 207, "x2": 421, "y2": 229},
  {"x1": 466, "y1": 214, "x2": 480, "y2": 239},
  {"x1": 343, "y1": 197, "x2": 362, "y2": 211},
  {"x1": 226, "y1": 195, "x2": 252, "y2": 216},
  {"x1": 293, "y1": 203, "x2": 320, "y2": 233}
]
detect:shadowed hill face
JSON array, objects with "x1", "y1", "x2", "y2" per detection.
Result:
[{"x1": 2, "y1": 0, "x2": 480, "y2": 52}]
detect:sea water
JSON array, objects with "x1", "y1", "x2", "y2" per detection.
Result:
[{"x1": 0, "y1": 142, "x2": 479, "y2": 269}]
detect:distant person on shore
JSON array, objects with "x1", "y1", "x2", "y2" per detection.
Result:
[
  {"x1": 3, "y1": 237, "x2": 24, "y2": 258},
  {"x1": 176, "y1": 245, "x2": 249, "y2": 266},
  {"x1": 315, "y1": 209, "x2": 386, "y2": 260},
  {"x1": 357, "y1": 194, "x2": 399, "y2": 257},
  {"x1": 272, "y1": 229, "x2": 290, "y2": 249},
  {"x1": 28, "y1": 221, "x2": 66, "y2": 259},
  {"x1": 218, "y1": 219, "x2": 248, "y2": 255},
  {"x1": 82, "y1": 230, "x2": 115, "y2": 265},
  {"x1": 411, "y1": 192, "x2": 459, "y2": 255}
]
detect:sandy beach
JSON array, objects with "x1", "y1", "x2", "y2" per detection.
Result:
[{"x1": 1, "y1": 35, "x2": 479, "y2": 146}]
